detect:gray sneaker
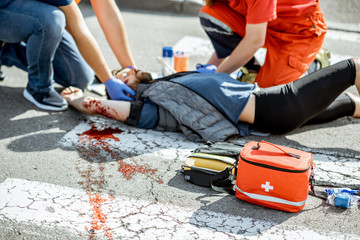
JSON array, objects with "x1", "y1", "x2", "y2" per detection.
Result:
[
  {"x1": 0, "y1": 41, "x2": 5, "y2": 81},
  {"x1": 0, "y1": 67, "x2": 5, "y2": 81},
  {"x1": 23, "y1": 86, "x2": 68, "y2": 111}
]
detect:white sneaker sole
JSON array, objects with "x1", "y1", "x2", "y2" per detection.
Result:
[{"x1": 23, "y1": 89, "x2": 68, "y2": 111}]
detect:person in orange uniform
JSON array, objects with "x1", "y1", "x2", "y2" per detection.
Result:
[
  {"x1": 75, "y1": 0, "x2": 135, "y2": 68},
  {"x1": 199, "y1": 0, "x2": 327, "y2": 87}
]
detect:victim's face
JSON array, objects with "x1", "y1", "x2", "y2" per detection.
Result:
[{"x1": 113, "y1": 68, "x2": 142, "y2": 91}]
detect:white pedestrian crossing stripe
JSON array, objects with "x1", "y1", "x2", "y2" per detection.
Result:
[{"x1": 0, "y1": 178, "x2": 357, "y2": 239}]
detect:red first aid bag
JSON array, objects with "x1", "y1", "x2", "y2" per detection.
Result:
[{"x1": 235, "y1": 141, "x2": 313, "y2": 212}]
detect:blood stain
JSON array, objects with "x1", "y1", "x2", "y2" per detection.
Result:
[
  {"x1": 76, "y1": 124, "x2": 164, "y2": 238},
  {"x1": 87, "y1": 192, "x2": 113, "y2": 239},
  {"x1": 117, "y1": 160, "x2": 164, "y2": 184},
  {"x1": 80, "y1": 125, "x2": 123, "y2": 143}
]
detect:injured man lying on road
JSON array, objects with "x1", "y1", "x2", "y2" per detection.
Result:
[{"x1": 62, "y1": 58, "x2": 360, "y2": 142}]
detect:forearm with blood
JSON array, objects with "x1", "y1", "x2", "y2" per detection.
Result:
[{"x1": 83, "y1": 98, "x2": 121, "y2": 120}]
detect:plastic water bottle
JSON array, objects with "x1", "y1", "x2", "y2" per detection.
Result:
[{"x1": 162, "y1": 46, "x2": 174, "y2": 76}]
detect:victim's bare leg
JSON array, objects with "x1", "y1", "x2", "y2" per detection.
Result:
[
  {"x1": 354, "y1": 58, "x2": 360, "y2": 94},
  {"x1": 345, "y1": 92, "x2": 360, "y2": 117},
  {"x1": 347, "y1": 57, "x2": 360, "y2": 117},
  {"x1": 61, "y1": 87, "x2": 131, "y2": 121}
]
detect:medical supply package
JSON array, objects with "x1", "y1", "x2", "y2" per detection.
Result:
[{"x1": 235, "y1": 141, "x2": 313, "y2": 212}]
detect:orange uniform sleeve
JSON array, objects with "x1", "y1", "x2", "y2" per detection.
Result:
[
  {"x1": 245, "y1": 0, "x2": 276, "y2": 24},
  {"x1": 229, "y1": 0, "x2": 276, "y2": 24}
]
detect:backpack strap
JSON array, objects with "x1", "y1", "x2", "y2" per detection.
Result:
[
  {"x1": 125, "y1": 71, "x2": 198, "y2": 126},
  {"x1": 210, "y1": 167, "x2": 236, "y2": 195},
  {"x1": 192, "y1": 142, "x2": 242, "y2": 194},
  {"x1": 125, "y1": 83, "x2": 151, "y2": 126}
]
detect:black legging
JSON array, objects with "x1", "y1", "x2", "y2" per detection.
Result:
[
  {"x1": 305, "y1": 93, "x2": 355, "y2": 125},
  {"x1": 252, "y1": 59, "x2": 357, "y2": 134}
]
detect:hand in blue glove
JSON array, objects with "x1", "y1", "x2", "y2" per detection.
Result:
[
  {"x1": 104, "y1": 77, "x2": 136, "y2": 101},
  {"x1": 196, "y1": 64, "x2": 217, "y2": 74}
]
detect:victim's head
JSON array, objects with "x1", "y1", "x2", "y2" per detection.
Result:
[{"x1": 112, "y1": 68, "x2": 153, "y2": 91}]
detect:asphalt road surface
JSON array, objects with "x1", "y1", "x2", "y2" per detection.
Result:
[{"x1": 0, "y1": 5, "x2": 359, "y2": 240}]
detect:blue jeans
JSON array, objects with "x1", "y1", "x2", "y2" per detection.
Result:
[{"x1": 0, "y1": 0, "x2": 94, "y2": 93}]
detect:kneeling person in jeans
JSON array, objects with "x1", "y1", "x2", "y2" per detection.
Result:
[
  {"x1": 0, "y1": 0, "x2": 135, "y2": 111},
  {"x1": 0, "y1": 0, "x2": 94, "y2": 111}
]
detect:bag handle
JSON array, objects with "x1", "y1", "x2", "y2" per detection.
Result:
[{"x1": 252, "y1": 140, "x2": 301, "y2": 159}]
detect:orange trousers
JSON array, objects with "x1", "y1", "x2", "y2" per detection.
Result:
[{"x1": 200, "y1": 2, "x2": 327, "y2": 87}]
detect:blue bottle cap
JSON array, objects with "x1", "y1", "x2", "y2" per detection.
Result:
[{"x1": 162, "y1": 46, "x2": 173, "y2": 58}]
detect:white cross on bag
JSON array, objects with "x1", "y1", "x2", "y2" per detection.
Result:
[{"x1": 261, "y1": 181, "x2": 274, "y2": 192}]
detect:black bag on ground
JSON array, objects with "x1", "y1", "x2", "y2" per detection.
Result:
[{"x1": 181, "y1": 142, "x2": 243, "y2": 193}]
